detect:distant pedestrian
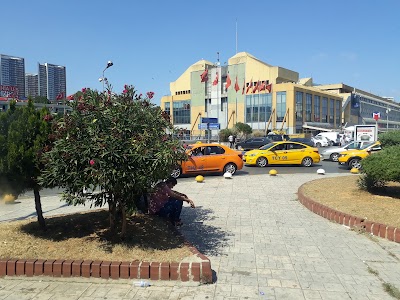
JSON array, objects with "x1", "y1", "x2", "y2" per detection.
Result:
[{"x1": 228, "y1": 134, "x2": 234, "y2": 148}]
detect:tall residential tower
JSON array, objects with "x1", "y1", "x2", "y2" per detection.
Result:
[
  {"x1": 0, "y1": 54, "x2": 25, "y2": 99},
  {"x1": 38, "y1": 63, "x2": 66, "y2": 101}
]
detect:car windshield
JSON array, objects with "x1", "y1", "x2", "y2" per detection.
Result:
[
  {"x1": 259, "y1": 142, "x2": 275, "y2": 150},
  {"x1": 360, "y1": 142, "x2": 376, "y2": 150}
]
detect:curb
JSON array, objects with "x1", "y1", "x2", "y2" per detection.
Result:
[
  {"x1": 298, "y1": 184, "x2": 400, "y2": 243},
  {"x1": 0, "y1": 244, "x2": 212, "y2": 283}
]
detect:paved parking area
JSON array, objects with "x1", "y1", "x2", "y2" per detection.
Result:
[{"x1": 1, "y1": 172, "x2": 400, "y2": 299}]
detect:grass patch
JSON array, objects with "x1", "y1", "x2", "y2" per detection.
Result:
[
  {"x1": 367, "y1": 266, "x2": 379, "y2": 276},
  {"x1": 0, "y1": 210, "x2": 192, "y2": 262}
]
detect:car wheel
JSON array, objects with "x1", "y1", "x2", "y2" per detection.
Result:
[
  {"x1": 349, "y1": 158, "x2": 361, "y2": 170},
  {"x1": 316, "y1": 142, "x2": 322, "y2": 147},
  {"x1": 170, "y1": 167, "x2": 182, "y2": 178},
  {"x1": 330, "y1": 153, "x2": 340, "y2": 162},
  {"x1": 329, "y1": 140, "x2": 334, "y2": 146},
  {"x1": 223, "y1": 163, "x2": 237, "y2": 175},
  {"x1": 301, "y1": 157, "x2": 313, "y2": 167},
  {"x1": 256, "y1": 157, "x2": 268, "y2": 167}
]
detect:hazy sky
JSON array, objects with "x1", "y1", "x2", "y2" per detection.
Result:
[{"x1": 3, "y1": 0, "x2": 399, "y2": 104}]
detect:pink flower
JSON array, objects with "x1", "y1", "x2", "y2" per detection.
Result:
[
  {"x1": 123, "y1": 89, "x2": 128, "y2": 94},
  {"x1": 82, "y1": 88, "x2": 87, "y2": 93},
  {"x1": 89, "y1": 159, "x2": 95, "y2": 166},
  {"x1": 146, "y1": 91, "x2": 154, "y2": 99},
  {"x1": 124, "y1": 84, "x2": 128, "y2": 89}
]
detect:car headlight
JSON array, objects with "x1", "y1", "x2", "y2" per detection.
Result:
[
  {"x1": 339, "y1": 154, "x2": 347, "y2": 157},
  {"x1": 249, "y1": 153, "x2": 257, "y2": 157}
]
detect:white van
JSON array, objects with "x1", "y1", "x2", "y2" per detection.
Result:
[{"x1": 315, "y1": 132, "x2": 340, "y2": 146}]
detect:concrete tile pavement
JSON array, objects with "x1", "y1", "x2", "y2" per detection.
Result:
[{"x1": 1, "y1": 172, "x2": 400, "y2": 299}]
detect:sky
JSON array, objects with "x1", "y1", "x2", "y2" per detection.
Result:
[{"x1": 3, "y1": 0, "x2": 400, "y2": 105}]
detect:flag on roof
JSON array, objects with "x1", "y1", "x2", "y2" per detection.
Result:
[
  {"x1": 234, "y1": 76, "x2": 240, "y2": 93},
  {"x1": 252, "y1": 81, "x2": 260, "y2": 93},
  {"x1": 225, "y1": 73, "x2": 231, "y2": 90},
  {"x1": 200, "y1": 69, "x2": 208, "y2": 82},
  {"x1": 212, "y1": 72, "x2": 219, "y2": 86},
  {"x1": 266, "y1": 84, "x2": 272, "y2": 93},
  {"x1": 246, "y1": 79, "x2": 253, "y2": 94}
]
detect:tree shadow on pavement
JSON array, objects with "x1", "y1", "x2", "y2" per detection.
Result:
[{"x1": 180, "y1": 205, "x2": 232, "y2": 257}]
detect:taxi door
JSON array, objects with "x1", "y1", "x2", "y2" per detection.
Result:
[
  {"x1": 268, "y1": 143, "x2": 291, "y2": 164},
  {"x1": 184, "y1": 146, "x2": 207, "y2": 174},
  {"x1": 203, "y1": 145, "x2": 226, "y2": 172}
]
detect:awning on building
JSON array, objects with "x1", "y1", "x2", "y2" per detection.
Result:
[{"x1": 302, "y1": 122, "x2": 338, "y2": 132}]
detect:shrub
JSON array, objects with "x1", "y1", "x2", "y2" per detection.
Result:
[
  {"x1": 378, "y1": 130, "x2": 400, "y2": 147},
  {"x1": 252, "y1": 130, "x2": 265, "y2": 137},
  {"x1": 219, "y1": 128, "x2": 234, "y2": 142},
  {"x1": 358, "y1": 146, "x2": 400, "y2": 191}
]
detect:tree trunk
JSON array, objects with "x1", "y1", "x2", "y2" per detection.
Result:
[
  {"x1": 33, "y1": 188, "x2": 46, "y2": 230},
  {"x1": 120, "y1": 201, "x2": 127, "y2": 240},
  {"x1": 108, "y1": 194, "x2": 116, "y2": 233}
]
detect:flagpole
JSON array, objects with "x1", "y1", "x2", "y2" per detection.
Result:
[{"x1": 235, "y1": 18, "x2": 238, "y2": 54}]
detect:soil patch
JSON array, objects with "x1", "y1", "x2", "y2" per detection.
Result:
[
  {"x1": 0, "y1": 210, "x2": 192, "y2": 262},
  {"x1": 301, "y1": 175, "x2": 400, "y2": 228}
]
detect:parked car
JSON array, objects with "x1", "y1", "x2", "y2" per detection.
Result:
[
  {"x1": 289, "y1": 138, "x2": 314, "y2": 147},
  {"x1": 170, "y1": 143, "x2": 244, "y2": 178},
  {"x1": 315, "y1": 132, "x2": 340, "y2": 146},
  {"x1": 337, "y1": 141, "x2": 381, "y2": 169},
  {"x1": 311, "y1": 136, "x2": 330, "y2": 147},
  {"x1": 243, "y1": 141, "x2": 320, "y2": 167},
  {"x1": 320, "y1": 141, "x2": 372, "y2": 162},
  {"x1": 267, "y1": 134, "x2": 290, "y2": 142},
  {"x1": 236, "y1": 137, "x2": 272, "y2": 150}
]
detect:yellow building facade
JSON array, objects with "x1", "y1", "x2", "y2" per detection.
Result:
[{"x1": 161, "y1": 52, "x2": 343, "y2": 136}]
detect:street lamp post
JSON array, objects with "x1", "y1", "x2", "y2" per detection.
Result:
[
  {"x1": 386, "y1": 107, "x2": 391, "y2": 131},
  {"x1": 100, "y1": 61, "x2": 113, "y2": 91}
]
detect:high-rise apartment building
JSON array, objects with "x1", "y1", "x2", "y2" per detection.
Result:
[
  {"x1": 38, "y1": 63, "x2": 66, "y2": 101},
  {"x1": 0, "y1": 54, "x2": 25, "y2": 99},
  {"x1": 25, "y1": 73, "x2": 39, "y2": 98}
]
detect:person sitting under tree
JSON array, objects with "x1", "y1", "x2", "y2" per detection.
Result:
[{"x1": 148, "y1": 178, "x2": 195, "y2": 226}]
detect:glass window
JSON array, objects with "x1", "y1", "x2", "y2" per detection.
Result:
[
  {"x1": 276, "y1": 92, "x2": 286, "y2": 122},
  {"x1": 296, "y1": 91, "x2": 303, "y2": 121},
  {"x1": 314, "y1": 95, "x2": 320, "y2": 122},
  {"x1": 306, "y1": 94, "x2": 312, "y2": 122},
  {"x1": 173, "y1": 100, "x2": 191, "y2": 124},
  {"x1": 335, "y1": 100, "x2": 341, "y2": 126},
  {"x1": 206, "y1": 146, "x2": 225, "y2": 155},
  {"x1": 329, "y1": 99, "x2": 335, "y2": 124},
  {"x1": 322, "y1": 97, "x2": 328, "y2": 122}
]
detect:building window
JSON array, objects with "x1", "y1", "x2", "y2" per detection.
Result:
[
  {"x1": 329, "y1": 99, "x2": 335, "y2": 124},
  {"x1": 164, "y1": 102, "x2": 170, "y2": 116},
  {"x1": 306, "y1": 93, "x2": 312, "y2": 122},
  {"x1": 276, "y1": 91, "x2": 286, "y2": 122},
  {"x1": 314, "y1": 95, "x2": 320, "y2": 122},
  {"x1": 260, "y1": 93, "x2": 272, "y2": 122},
  {"x1": 322, "y1": 97, "x2": 328, "y2": 122},
  {"x1": 221, "y1": 97, "x2": 227, "y2": 111},
  {"x1": 335, "y1": 100, "x2": 341, "y2": 126},
  {"x1": 173, "y1": 100, "x2": 191, "y2": 124},
  {"x1": 296, "y1": 91, "x2": 303, "y2": 122}
]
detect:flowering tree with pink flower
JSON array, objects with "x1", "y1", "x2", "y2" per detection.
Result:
[{"x1": 39, "y1": 85, "x2": 186, "y2": 237}]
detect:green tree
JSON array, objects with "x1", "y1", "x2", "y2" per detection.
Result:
[
  {"x1": 39, "y1": 86, "x2": 187, "y2": 238},
  {"x1": 378, "y1": 130, "x2": 400, "y2": 147},
  {"x1": 0, "y1": 100, "x2": 53, "y2": 229},
  {"x1": 234, "y1": 122, "x2": 252, "y2": 139},
  {"x1": 33, "y1": 96, "x2": 49, "y2": 104}
]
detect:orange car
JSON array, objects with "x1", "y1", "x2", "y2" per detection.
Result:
[{"x1": 170, "y1": 143, "x2": 244, "y2": 178}]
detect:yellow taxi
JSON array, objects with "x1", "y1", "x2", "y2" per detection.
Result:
[
  {"x1": 243, "y1": 141, "x2": 320, "y2": 167},
  {"x1": 338, "y1": 141, "x2": 381, "y2": 169},
  {"x1": 171, "y1": 143, "x2": 244, "y2": 178}
]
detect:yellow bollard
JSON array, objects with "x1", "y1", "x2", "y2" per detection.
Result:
[
  {"x1": 269, "y1": 169, "x2": 278, "y2": 176},
  {"x1": 2, "y1": 194, "x2": 16, "y2": 204},
  {"x1": 195, "y1": 175, "x2": 204, "y2": 182},
  {"x1": 350, "y1": 168, "x2": 360, "y2": 174}
]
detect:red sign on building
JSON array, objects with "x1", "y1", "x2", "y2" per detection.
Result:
[{"x1": 0, "y1": 85, "x2": 19, "y2": 98}]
